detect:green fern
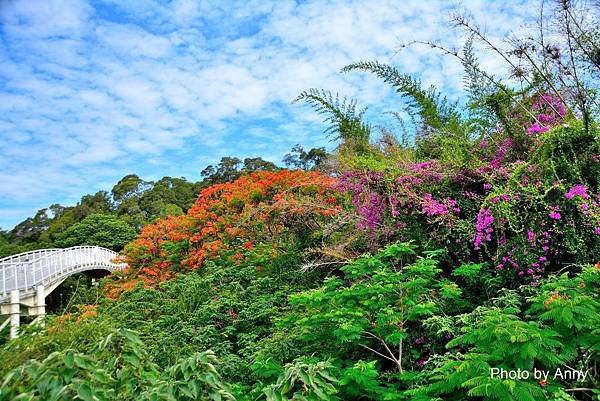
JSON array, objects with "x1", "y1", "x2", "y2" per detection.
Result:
[
  {"x1": 342, "y1": 61, "x2": 463, "y2": 133},
  {"x1": 294, "y1": 89, "x2": 371, "y2": 145}
]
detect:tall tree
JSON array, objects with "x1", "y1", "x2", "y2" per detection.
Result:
[
  {"x1": 283, "y1": 144, "x2": 327, "y2": 170},
  {"x1": 55, "y1": 213, "x2": 136, "y2": 251}
]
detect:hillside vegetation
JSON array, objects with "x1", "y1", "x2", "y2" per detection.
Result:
[{"x1": 1, "y1": 3, "x2": 600, "y2": 401}]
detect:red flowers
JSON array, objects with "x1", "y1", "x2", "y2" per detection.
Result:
[{"x1": 110, "y1": 170, "x2": 341, "y2": 294}]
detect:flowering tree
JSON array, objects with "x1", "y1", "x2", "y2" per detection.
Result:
[{"x1": 110, "y1": 170, "x2": 342, "y2": 295}]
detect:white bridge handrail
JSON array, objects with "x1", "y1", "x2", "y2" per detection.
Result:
[{"x1": 0, "y1": 246, "x2": 126, "y2": 298}]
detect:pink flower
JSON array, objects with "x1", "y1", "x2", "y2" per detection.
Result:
[
  {"x1": 527, "y1": 122, "x2": 549, "y2": 135},
  {"x1": 566, "y1": 185, "x2": 590, "y2": 200},
  {"x1": 474, "y1": 208, "x2": 494, "y2": 249},
  {"x1": 548, "y1": 211, "x2": 561, "y2": 220},
  {"x1": 420, "y1": 194, "x2": 449, "y2": 216}
]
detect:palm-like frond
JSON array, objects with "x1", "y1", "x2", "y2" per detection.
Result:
[
  {"x1": 342, "y1": 61, "x2": 462, "y2": 133},
  {"x1": 294, "y1": 89, "x2": 371, "y2": 144}
]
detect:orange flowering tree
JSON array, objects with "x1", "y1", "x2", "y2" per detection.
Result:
[{"x1": 109, "y1": 170, "x2": 341, "y2": 295}]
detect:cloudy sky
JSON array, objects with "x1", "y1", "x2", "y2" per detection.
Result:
[{"x1": 0, "y1": 0, "x2": 534, "y2": 229}]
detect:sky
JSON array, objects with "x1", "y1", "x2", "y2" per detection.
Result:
[{"x1": 0, "y1": 0, "x2": 535, "y2": 230}]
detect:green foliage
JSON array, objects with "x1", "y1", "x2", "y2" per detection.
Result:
[
  {"x1": 112, "y1": 174, "x2": 149, "y2": 204},
  {"x1": 0, "y1": 314, "x2": 114, "y2": 380},
  {"x1": 0, "y1": 328, "x2": 235, "y2": 401},
  {"x1": 45, "y1": 274, "x2": 105, "y2": 312},
  {"x1": 55, "y1": 213, "x2": 137, "y2": 251},
  {"x1": 113, "y1": 175, "x2": 200, "y2": 229},
  {"x1": 0, "y1": 235, "x2": 50, "y2": 258},
  {"x1": 283, "y1": 144, "x2": 328, "y2": 171},
  {"x1": 277, "y1": 244, "x2": 461, "y2": 376},
  {"x1": 263, "y1": 360, "x2": 338, "y2": 401},
  {"x1": 161, "y1": 203, "x2": 185, "y2": 217},
  {"x1": 200, "y1": 156, "x2": 279, "y2": 186},
  {"x1": 338, "y1": 360, "x2": 384, "y2": 398},
  {"x1": 527, "y1": 265, "x2": 600, "y2": 367},
  {"x1": 418, "y1": 266, "x2": 600, "y2": 400}
]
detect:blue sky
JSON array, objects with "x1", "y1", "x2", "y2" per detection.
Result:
[{"x1": 0, "y1": 0, "x2": 533, "y2": 229}]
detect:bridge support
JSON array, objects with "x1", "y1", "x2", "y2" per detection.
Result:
[
  {"x1": 10, "y1": 290, "x2": 19, "y2": 339},
  {"x1": 35, "y1": 285, "x2": 45, "y2": 326}
]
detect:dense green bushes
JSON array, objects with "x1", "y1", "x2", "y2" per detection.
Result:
[{"x1": 0, "y1": 329, "x2": 235, "y2": 401}]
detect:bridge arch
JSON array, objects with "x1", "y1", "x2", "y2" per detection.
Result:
[{"x1": 0, "y1": 246, "x2": 126, "y2": 338}]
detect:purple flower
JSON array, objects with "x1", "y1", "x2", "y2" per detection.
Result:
[
  {"x1": 420, "y1": 194, "x2": 449, "y2": 216},
  {"x1": 527, "y1": 230, "x2": 536, "y2": 245},
  {"x1": 474, "y1": 208, "x2": 494, "y2": 249},
  {"x1": 566, "y1": 184, "x2": 590, "y2": 200},
  {"x1": 548, "y1": 212, "x2": 561, "y2": 220},
  {"x1": 414, "y1": 336, "x2": 426, "y2": 345},
  {"x1": 527, "y1": 122, "x2": 549, "y2": 135}
]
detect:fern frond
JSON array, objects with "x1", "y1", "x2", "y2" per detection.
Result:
[
  {"x1": 294, "y1": 89, "x2": 371, "y2": 144},
  {"x1": 384, "y1": 110, "x2": 415, "y2": 146},
  {"x1": 342, "y1": 61, "x2": 462, "y2": 132}
]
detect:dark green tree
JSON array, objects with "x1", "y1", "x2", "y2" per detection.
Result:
[
  {"x1": 242, "y1": 157, "x2": 278, "y2": 173},
  {"x1": 9, "y1": 208, "x2": 51, "y2": 244},
  {"x1": 283, "y1": 144, "x2": 328, "y2": 170},
  {"x1": 201, "y1": 157, "x2": 242, "y2": 185},
  {"x1": 201, "y1": 156, "x2": 279, "y2": 186},
  {"x1": 111, "y1": 174, "x2": 149, "y2": 205},
  {"x1": 55, "y1": 214, "x2": 136, "y2": 251}
]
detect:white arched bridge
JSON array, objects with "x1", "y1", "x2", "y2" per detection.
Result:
[{"x1": 0, "y1": 246, "x2": 126, "y2": 339}]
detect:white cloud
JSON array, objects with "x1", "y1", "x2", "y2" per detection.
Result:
[{"x1": 0, "y1": 0, "x2": 538, "y2": 228}]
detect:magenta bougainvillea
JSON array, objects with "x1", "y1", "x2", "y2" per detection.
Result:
[{"x1": 338, "y1": 93, "x2": 598, "y2": 285}]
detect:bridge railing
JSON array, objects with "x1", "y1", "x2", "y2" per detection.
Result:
[{"x1": 0, "y1": 246, "x2": 126, "y2": 297}]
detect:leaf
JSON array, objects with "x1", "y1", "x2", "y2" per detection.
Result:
[
  {"x1": 64, "y1": 351, "x2": 75, "y2": 369},
  {"x1": 76, "y1": 384, "x2": 94, "y2": 401}
]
